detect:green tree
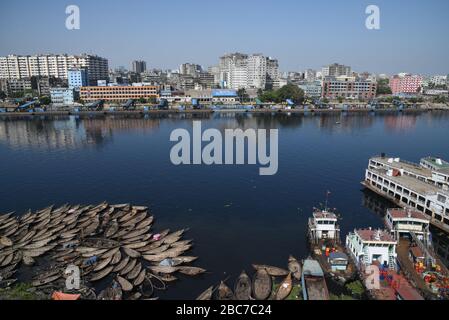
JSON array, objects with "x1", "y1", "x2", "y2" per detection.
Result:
[
  {"x1": 138, "y1": 97, "x2": 147, "y2": 104},
  {"x1": 237, "y1": 88, "x2": 249, "y2": 103},
  {"x1": 276, "y1": 84, "x2": 305, "y2": 104},
  {"x1": 148, "y1": 96, "x2": 158, "y2": 104},
  {"x1": 39, "y1": 96, "x2": 51, "y2": 105},
  {"x1": 376, "y1": 78, "x2": 392, "y2": 95},
  {"x1": 337, "y1": 96, "x2": 344, "y2": 103}
]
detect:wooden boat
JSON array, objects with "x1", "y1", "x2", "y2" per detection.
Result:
[
  {"x1": 116, "y1": 275, "x2": 133, "y2": 292},
  {"x1": 120, "y1": 259, "x2": 137, "y2": 276},
  {"x1": 112, "y1": 256, "x2": 130, "y2": 272},
  {"x1": 127, "y1": 263, "x2": 142, "y2": 280},
  {"x1": 275, "y1": 273, "x2": 292, "y2": 300},
  {"x1": 158, "y1": 274, "x2": 177, "y2": 282},
  {"x1": 216, "y1": 281, "x2": 233, "y2": 300},
  {"x1": 147, "y1": 266, "x2": 178, "y2": 274},
  {"x1": 177, "y1": 266, "x2": 206, "y2": 276},
  {"x1": 0, "y1": 236, "x2": 12, "y2": 247},
  {"x1": 82, "y1": 238, "x2": 119, "y2": 249},
  {"x1": 301, "y1": 258, "x2": 329, "y2": 300},
  {"x1": 252, "y1": 264, "x2": 289, "y2": 277},
  {"x1": 171, "y1": 256, "x2": 198, "y2": 266},
  {"x1": 122, "y1": 247, "x2": 141, "y2": 258},
  {"x1": 288, "y1": 255, "x2": 302, "y2": 280},
  {"x1": 31, "y1": 274, "x2": 61, "y2": 287},
  {"x1": 104, "y1": 220, "x2": 119, "y2": 238},
  {"x1": 140, "y1": 277, "x2": 154, "y2": 297},
  {"x1": 133, "y1": 269, "x2": 146, "y2": 286},
  {"x1": 93, "y1": 256, "x2": 113, "y2": 272},
  {"x1": 234, "y1": 271, "x2": 252, "y2": 300},
  {"x1": 90, "y1": 265, "x2": 114, "y2": 282},
  {"x1": 252, "y1": 269, "x2": 272, "y2": 300},
  {"x1": 98, "y1": 281, "x2": 123, "y2": 300},
  {"x1": 196, "y1": 286, "x2": 213, "y2": 300},
  {"x1": 111, "y1": 250, "x2": 122, "y2": 265},
  {"x1": 142, "y1": 244, "x2": 170, "y2": 255}
]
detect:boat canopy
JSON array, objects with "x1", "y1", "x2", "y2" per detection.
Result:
[{"x1": 302, "y1": 259, "x2": 324, "y2": 277}]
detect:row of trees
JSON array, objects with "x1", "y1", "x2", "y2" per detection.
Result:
[{"x1": 257, "y1": 84, "x2": 305, "y2": 104}]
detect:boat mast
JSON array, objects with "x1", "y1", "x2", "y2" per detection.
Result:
[{"x1": 324, "y1": 191, "x2": 331, "y2": 212}]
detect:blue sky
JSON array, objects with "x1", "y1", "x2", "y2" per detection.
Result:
[{"x1": 0, "y1": 0, "x2": 448, "y2": 74}]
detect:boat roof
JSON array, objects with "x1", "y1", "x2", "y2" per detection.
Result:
[
  {"x1": 329, "y1": 252, "x2": 348, "y2": 260},
  {"x1": 313, "y1": 210, "x2": 337, "y2": 220},
  {"x1": 387, "y1": 208, "x2": 429, "y2": 222},
  {"x1": 355, "y1": 229, "x2": 395, "y2": 243},
  {"x1": 371, "y1": 156, "x2": 433, "y2": 178},
  {"x1": 303, "y1": 259, "x2": 324, "y2": 277}
]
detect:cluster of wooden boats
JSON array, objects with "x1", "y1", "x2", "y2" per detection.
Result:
[
  {"x1": 0, "y1": 203, "x2": 205, "y2": 300},
  {"x1": 196, "y1": 256, "x2": 305, "y2": 301}
]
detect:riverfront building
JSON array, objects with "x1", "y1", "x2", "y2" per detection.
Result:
[
  {"x1": 50, "y1": 88, "x2": 76, "y2": 105},
  {"x1": 322, "y1": 76, "x2": 377, "y2": 100},
  {"x1": 80, "y1": 84, "x2": 159, "y2": 102},
  {"x1": 389, "y1": 74, "x2": 423, "y2": 95},
  {"x1": 0, "y1": 54, "x2": 108, "y2": 86},
  {"x1": 68, "y1": 68, "x2": 88, "y2": 90},
  {"x1": 364, "y1": 156, "x2": 449, "y2": 232},
  {"x1": 346, "y1": 228, "x2": 397, "y2": 270}
]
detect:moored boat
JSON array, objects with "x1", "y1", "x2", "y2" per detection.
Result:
[{"x1": 301, "y1": 258, "x2": 329, "y2": 300}]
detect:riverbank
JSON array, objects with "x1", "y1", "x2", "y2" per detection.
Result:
[{"x1": 1, "y1": 106, "x2": 448, "y2": 117}]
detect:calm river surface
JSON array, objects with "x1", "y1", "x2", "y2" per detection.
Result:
[{"x1": 1, "y1": 111, "x2": 448, "y2": 299}]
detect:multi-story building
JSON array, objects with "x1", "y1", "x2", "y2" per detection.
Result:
[
  {"x1": 179, "y1": 63, "x2": 202, "y2": 78},
  {"x1": 50, "y1": 88, "x2": 76, "y2": 105},
  {"x1": 322, "y1": 76, "x2": 377, "y2": 100},
  {"x1": 0, "y1": 54, "x2": 108, "y2": 86},
  {"x1": 218, "y1": 53, "x2": 279, "y2": 90},
  {"x1": 132, "y1": 60, "x2": 147, "y2": 74},
  {"x1": 389, "y1": 74, "x2": 423, "y2": 95},
  {"x1": 80, "y1": 84, "x2": 159, "y2": 102},
  {"x1": 304, "y1": 69, "x2": 317, "y2": 81},
  {"x1": 68, "y1": 68, "x2": 88, "y2": 90},
  {"x1": 322, "y1": 63, "x2": 351, "y2": 78},
  {"x1": 298, "y1": 81, "x2": 323, "y2": 98}
]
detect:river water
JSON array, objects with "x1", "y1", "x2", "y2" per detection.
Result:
[{"x1": 0, "y1": 111, "x2": 448, "y2": 299}]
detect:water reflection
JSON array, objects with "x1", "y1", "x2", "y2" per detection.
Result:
[{"x1": 0, "y1": 111, "x2": 448, "y2": 150}]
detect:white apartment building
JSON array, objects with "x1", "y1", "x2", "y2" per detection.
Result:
[
  {"x1": 0, "y1": 54, "x2": 108, "y2": 85},
  {"x1": 218, "y1": 53, "x2": 279, "y2": 90},
  {"x1": 322, "y1": 63, "x2": 351, "y2": 78}
]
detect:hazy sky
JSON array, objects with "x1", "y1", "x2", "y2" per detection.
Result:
[{"x1": 1, "y1": 0, "x2": 448, "y2": 75}]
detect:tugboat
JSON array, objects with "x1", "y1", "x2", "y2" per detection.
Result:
[{"x1": 307, "y1": 192, "x2": 356, "y2": 283}]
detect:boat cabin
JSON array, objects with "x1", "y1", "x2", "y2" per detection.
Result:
[
  {"x1": 346, "y1": 228, "x2": 397, "y2": 270},
  {"x1": 328, "y1": 252, "x2": 349, "y2": 272},
  {"x1": 308, "y1": 210, "x2": 340, "y2": 244},
  {"x1": 385, "y1": 208, "x2": 431, "y2": 243}
]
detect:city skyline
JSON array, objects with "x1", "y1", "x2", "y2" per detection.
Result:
[{"x1": 1, "y1": 0, "x2": 448, "y2": 75}]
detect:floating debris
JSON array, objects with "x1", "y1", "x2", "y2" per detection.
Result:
[{"x1": 0, "y1": 203, "x2": 203, "y2": 300}]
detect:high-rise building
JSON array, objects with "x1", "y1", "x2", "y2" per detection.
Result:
[
  {"x1": 0, "y1": 54, "x2": 108, "y2": 86},
  {"x1": 179, "y1": 63, "x2": 202, "y2": 78},
  {"x1": 218, "y1": 53, "x2": 279, "y2": 90},
  {"x1": 132, "y1": 60, "x2": 147, "y2": 74},
  {"x1": 322, "y1": 63, "x2": 351, "y2": 78},
  {"x1": 68, "y1": 68, "x2": 88, "y2": 90}
]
